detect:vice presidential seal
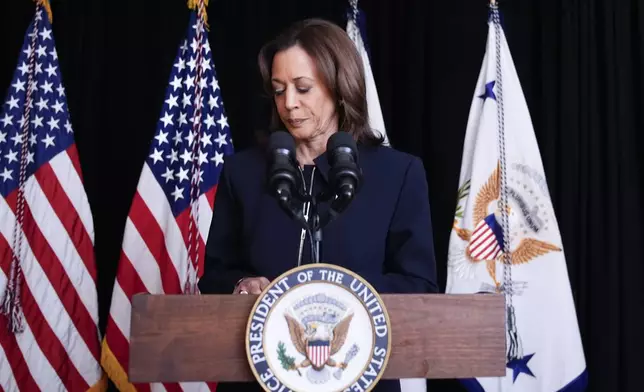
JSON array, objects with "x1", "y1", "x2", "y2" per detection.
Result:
[{"x1": 245, "y1": 263, "x2": 391, "y2": 392}]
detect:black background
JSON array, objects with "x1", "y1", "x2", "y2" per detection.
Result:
[{"x1": 1, "y1": 0, "x2": 643, "y2": 391}]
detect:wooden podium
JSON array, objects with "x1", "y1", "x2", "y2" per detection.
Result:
[{"x1": 128, "y1": 293, "x2": 506, "y2": 383}]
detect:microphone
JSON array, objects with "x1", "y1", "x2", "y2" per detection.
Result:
[
  {"x1": 266, "y1": 131, "x2": 310, "y2": 230},
  {"x1": 266, "y1": 131, "x2": 299, "y2": 204},
  {"x1": 313, "y1": 132, "x2": 363, "y2": 232},
  {"x1": 327, "y1": 131, "x2": 362, "y2": 214}
]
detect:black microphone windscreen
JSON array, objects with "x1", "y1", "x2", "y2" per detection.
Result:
[
  {"x1": 268, "y1": 130, "x2": 296, "y2": 154},
  {"x1": 327, "y1": 131, "x2": 356, "y2": 152}
]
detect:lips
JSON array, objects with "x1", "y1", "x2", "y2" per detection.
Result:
[{"x1": 287, "y1": 118, "x2": 307, "y2": 127}]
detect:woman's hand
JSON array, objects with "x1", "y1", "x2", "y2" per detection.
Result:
[{"x1": 235, "y1": 277, "x2": 270, "y2": 294}]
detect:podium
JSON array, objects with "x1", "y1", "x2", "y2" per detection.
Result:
[{"x1": 128, "y1": 293, "x2": 506, "y2": 383}]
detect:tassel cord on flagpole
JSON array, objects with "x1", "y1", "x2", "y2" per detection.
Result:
[
  {"x1": 185, "y1": 0, "x2": 208, "y2": 294},
  {"x1": 348, "y1": 0, "x2": 359, "y2": 43},
  {"x1": 490, "y1": 1, "x2": 521, "y2": 362},
  {"x1": 2, "y1": 4, "x2": 44, "y2": 334}
]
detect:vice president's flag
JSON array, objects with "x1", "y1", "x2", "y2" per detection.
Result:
[
  {"x1": 100, "y1": 1, "x2": 233, "y2": 390},
  {"x1": 445, "y1": 7, "x2": 587, "y2": 392},
  {"x1": 346, "y1": 5, "x2": 389, "y2": 146},
  {"x1": 0, "y1": 2, "x2": 106, "y2": 391},
  {"x1": 348, "y1": 7, "x2": 427, "y2": 392}
]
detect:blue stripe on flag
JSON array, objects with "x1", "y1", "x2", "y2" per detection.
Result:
[
  {"x1": 458, "y1": 368, "x2": 588, "y2": 391},
  {"x1": 558, "y1": 369, "x2": 588, "y2": 391}
]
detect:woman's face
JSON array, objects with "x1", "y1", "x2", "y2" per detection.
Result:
[{"x1": 270, "y1": 45, "x2": 338, "y2": 142}]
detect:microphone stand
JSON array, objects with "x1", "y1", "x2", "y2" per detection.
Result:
[
  {"x1": 275, "y1": 184, "x2": 354, "y2": 265},
  {"x1": 309, "y1": 196, "x2": 322, "y2": 264},
  {"x1": 315, "y1": 192, "x2": 349, "y2": 233},
  {"x1": 276, "y1": 196, "x2": 310, "y2": 234},
  {"x1": 307, "y1": 188, "x2": 349, "y2": 264},
  {"x1": 276, "y1": 189, "x2": 322, "y2": 264}
]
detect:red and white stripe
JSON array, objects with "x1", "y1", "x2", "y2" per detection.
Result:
[
  {"x1": 468, "y1": 219, "x2": 503, "y2": 261},
  {"x1": 101, "y1": 162, "x2": 217, "y2": 392},
  {"x1": 307, "y1": 344, "x2": 331, "y2": 368},
  {"x1": 0, "y1": 145, "x2": 104, "y2": 391}
]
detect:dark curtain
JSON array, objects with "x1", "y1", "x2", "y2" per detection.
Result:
[{"x1": 1, "y1": 0, "x2": 643, "y2": 391}]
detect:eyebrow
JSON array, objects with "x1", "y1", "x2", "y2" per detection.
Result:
[{"x1": 271, "y1": 76, "x2": 314, "y2": 84}]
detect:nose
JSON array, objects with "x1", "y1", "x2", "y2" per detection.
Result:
[{"x1": 284, "y1": 87, "x2": 299, "y2": 110}]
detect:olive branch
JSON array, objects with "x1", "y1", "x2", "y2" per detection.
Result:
[
  {"x1": 277, "y1": 341, "x2": 301, "y2": 376},
  {"x1": 454, "y1": 179, "x2": 471, "y2": 219}
]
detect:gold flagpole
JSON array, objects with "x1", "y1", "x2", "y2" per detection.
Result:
[
  {"x1": 35, "y1": 0, "x2": 53, "y2": 22},
  {"x1": 187, "y1": 0, "x2": 210, "y2": 30}
]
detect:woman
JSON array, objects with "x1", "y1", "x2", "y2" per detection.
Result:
[{"x1": 199, "y1": 18, "x2": 438, "y2": 392}]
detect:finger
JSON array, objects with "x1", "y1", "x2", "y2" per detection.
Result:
[
  {"x1": 237, "y1": 281, "x2": 251, "y2": 294},
  {"x1": 237, "y1": 287, "x2": 249, "y2": 294},
  {"x1": 248, "y1": 279, "x2": 262, "y2": 294},
  {"x1": 258, "y1": 277, "x2": 270, "y2": 289}
]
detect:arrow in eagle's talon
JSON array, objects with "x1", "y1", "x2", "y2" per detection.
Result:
[
  {"x1": 479, "y1": 281, "x2": 528, "y2": 295},
  {"x1": 500, "y1": 281, "x2": 528, "y2": 296}
]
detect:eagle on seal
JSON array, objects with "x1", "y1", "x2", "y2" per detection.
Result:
[
  {"x1": 284, "y1": 312, "x2": 354, "y2": 383},
  {"x1": 451, "y1": 164, "x2": 562, "y2": 291}
]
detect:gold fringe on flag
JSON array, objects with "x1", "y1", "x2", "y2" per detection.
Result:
[
  {"x1": 87, "y1": 372, "x2": 109, "y2": 392},
  {"x1": 100, "y1": 339, "x2": 138, "y2": 392},
  {"x1": 187, "y1": 0, "x2": 210, "y2": 29},
  {"x1": 34, "y1": 0, "x2": 53, "y2": 22}
]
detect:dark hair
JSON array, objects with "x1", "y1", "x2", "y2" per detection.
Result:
[{"x1": 257, "y1": 18, "x2": 384, "y2": 146}]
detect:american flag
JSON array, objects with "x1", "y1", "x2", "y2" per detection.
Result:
[
  {"x1": 0, "y1": 3, "x2": 106, "y2": 391},
  {"x1": 100, "y1": 1, "x2": 233, "y2": 390}
]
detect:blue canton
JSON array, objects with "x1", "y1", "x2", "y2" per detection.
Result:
[
  {"x1": 145, "y1": 11, "x2": 234, "y2": 217},
  {"x1": 1, "y1": 8, "x2": 75, "y2": 198}
]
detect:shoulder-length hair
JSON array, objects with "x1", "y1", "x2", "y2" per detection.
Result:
[{"x1": 257, "y1": 18, "x2": 384, "y2": 146}]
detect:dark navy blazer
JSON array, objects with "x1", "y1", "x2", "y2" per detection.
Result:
[{"x1": 199, "y1": 143, "x2": 438, "y2": 392}]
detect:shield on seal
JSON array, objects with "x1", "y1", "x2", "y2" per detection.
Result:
[{"x1": 306, "y1": 339, "x2": 331, "y2": 368}]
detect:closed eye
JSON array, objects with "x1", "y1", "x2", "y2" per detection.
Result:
[{"x1": 273, "y1": 87, "x2": 310, "y2": 96}]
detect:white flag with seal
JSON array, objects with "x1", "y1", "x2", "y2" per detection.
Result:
[
  {"x1": 346, "y1": 5, "x2": 390, "y2": 146},
  {"x1": 347, "y1": 6, "x2": 425, "y2": 392},
  {"x1": 446, "y1": 7, "x2": 588, "y2": 392}
]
